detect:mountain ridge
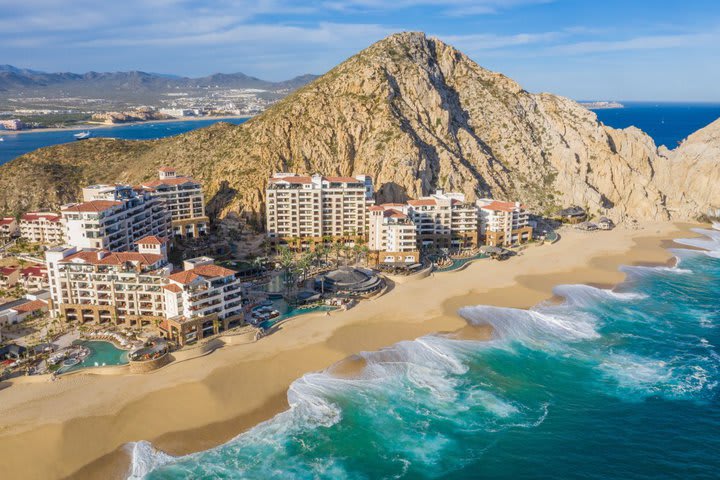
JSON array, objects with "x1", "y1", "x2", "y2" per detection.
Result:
[
  {"x1": 0, "y1": 32, "x2": 717, "y2": 225},
  {"x1": 0, "y1": 65, "x2": 319, "y2": 92}
]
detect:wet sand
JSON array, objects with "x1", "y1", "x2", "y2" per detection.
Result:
[{"x1": 0, "y1": 222, "x2": 702, "y2": 479}]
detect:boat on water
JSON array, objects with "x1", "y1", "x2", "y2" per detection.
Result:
[
  {"x1": 0, "y1": 137, "x2": 4, "y2": 142},
  {"x1": 73, "y1": 131, "x2": 92, "y2": 140}
]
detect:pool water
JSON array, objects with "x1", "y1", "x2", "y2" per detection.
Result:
[
  {"x1": 258, "y1": 300, "x2": 337, "y2": 330},
  {"x1": 61, "y1": 340, "x2": 129, "y2": 373}
]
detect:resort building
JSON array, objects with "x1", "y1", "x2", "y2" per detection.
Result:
[
  {"x1": 140, "y1": 168, "x2": 209, "y2": 239},
  {"x1": 19, "y1": 212, "x2": 65, "y2": 245},
  {"x1": 407, "y1": 191, "x2": 479, "y2": 250},
  {"x1": 45, "y1": 237, "x2": 243, "y2": 346},
  {"x1": 476, "y1": 199, "x2": 532, "y2": 247},
  {"x1": 45, "y1": 237, "x2": 173, "y2": 326},
  {"x1": 265, "y1": 173, "x2": 374, "y2": 250},
  {"x1": 61, "y1": 184, "x2": 171, "y2": 252},
  {"x1": 161, "y1": 257, "x2": 244, "y2": 346},
  {"x1": 368, "y1": 204, "x2": 420, "y2": 265},
  {"x1": 0, "y1": 297, "x2": 49, "y2": 326},
  {"x1": 0, "y1": 217, "x2": 18, "y2": 239}
]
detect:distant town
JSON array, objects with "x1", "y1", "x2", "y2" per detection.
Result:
[{"x1": 0, "y1": 65, "x2": 318, "y2": 130}]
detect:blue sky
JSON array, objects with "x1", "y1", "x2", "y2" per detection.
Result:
[{"x1": 3, "y1": 0, "x2": 720, "y2": 101}]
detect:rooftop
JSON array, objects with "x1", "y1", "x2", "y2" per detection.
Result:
[
  {"x1": 21, "y1": 212, "x2": 61, "y2": 223},
  {"x1": 62, "y1": 200, "x2": 122, "y2": 213}
]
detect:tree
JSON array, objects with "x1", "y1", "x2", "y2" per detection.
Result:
[
  {"x1": 341, "y1": 244, "x2": 353, "y2": 266},
  {"x1": 277, "y1": 246, "x2": 296, "y2": 294},
  {"x1": 331, "y1": 243, "x2": 344, "y2": 267},
  {"x1": 212, "y1": 317, "x2": 222, "y2": 336}
]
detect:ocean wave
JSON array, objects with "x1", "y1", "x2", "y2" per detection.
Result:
[
  {"x1": 127, "y1": 441, "x2": 174, "y2": 480},
  {"x1": 458, "y1": 304, "x2": 600, "y2": 344},
  {"x1": 619, "y1": 262, "x2": 692, "y2": 278},
  {"x1": 552, "y1": 283, "x2": 648, "y2": 307}
]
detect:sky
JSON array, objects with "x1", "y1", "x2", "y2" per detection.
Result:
[{"x1": 3, "y1": 0, "x2": 720, "y2": 101}]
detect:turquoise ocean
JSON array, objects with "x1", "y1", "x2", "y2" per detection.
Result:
[{"x1": 129, "y1": 225, "x2": 720, "y2": 479}]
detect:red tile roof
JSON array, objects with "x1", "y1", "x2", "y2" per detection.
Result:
[
  {"x1": 368, "y1": 206, "x2": 385, "y2": 212},
  {"x1": 13, "y1": 299, "x2": 48, "y2": 313},
  {"x1": 384, "y1": 209, "x2": 407, "y2": 219},
  {"x1": 0, "y1": 266, "x2": 18, "y2": 276},
  {"x1": 21, "y1": 212, "x2": 61, "y2": 223},
  {"x1": 269, "y1": 176, "x2": 313, "y2": 185},
  {"x1": 137, "y1": 235, "x2": 167, "y2": 245},
  {"x1": 163, "y1": 284, "x2": 182, "y2": 293},
  {"x1": 0, "y1": 217, "x2": 16, "y2": 226},
  {"x1": 21, "y1": 265, "x2": 47, "y2": 278},
  {"x1": 62, "y1": 250, "x2": 163, "y2": 267},
  {"x1": 167, "y1": 270, "x2": 201, "y2": 285},
  {"x1": 193, "y1": 264, "x2": 237, "y2": 278},
  {"x1": 62, "y1": 200, "x2": 122, "y2": 213},
  {"x1": 480, "y1": 201, "x2": 525, "y2": 212},
  {"x1": 407, "y1": 199, "x2": 437, "y2": 207}
]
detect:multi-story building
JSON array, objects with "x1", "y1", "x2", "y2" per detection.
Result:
[
  {"x1": 61, "y1": 184, "x2": 171, "y2": 252},
  {"x1": 140, "y1": 168, "x2": 209, "y2": 239},
  {"x1": 407, "y1": 191, "x2": 478, "y2": 250},
  {"x1": 19, "y1": 264, "x2": 49, "y2": 290},
  {"x1": 265, "y1": 173, "x2": 373, "y2": 250},
  {"x1": 0, "y1": 217, "x2": 18, "y2": 239},
  {"x1": 45, "y1": 237, "x2": 244, "y2": 346},
  {"x1": 45, "y1": 237, "x2": 173, "y2": 326},
  {"x1": 476, "y1": 199, "x2": 532, "y2": 246},
  {"x1": 162, "y1": 258, "x2": 244, "y2": 345},
  {"x1": 368, "y1": 204, "x2": 419, "y2": 265},
  {"x1": 19, "y1": 212, "x2": 65, "y2": 245}
]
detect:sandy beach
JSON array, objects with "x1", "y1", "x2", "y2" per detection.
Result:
[
  {"x1": 0, "y1": 221, "x2": 700, "y2": 479},
  {"x1": 0, "y1": 115, "x2": 252, "y2": 136}
]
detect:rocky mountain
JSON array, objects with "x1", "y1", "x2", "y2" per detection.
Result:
[
  {"x1": 0, "y1": 32, "x2": 718, "y2": 225},
  {"x1": 0, "y1": 65, "x2": 318, "y2": 93}
]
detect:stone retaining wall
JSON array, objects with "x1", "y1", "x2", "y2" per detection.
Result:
[{"x1": 129, "y1": 353, "x2": 171, "y2": 373}]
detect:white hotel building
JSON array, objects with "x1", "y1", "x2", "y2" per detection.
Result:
[
  {"x1": 476, "y1": 199, "x2": 532, "y2": 247},
  {"x1": 45, "y1": 236, "x2": 243, "y2": 346},
  {"x1": 265, "y1": 173, "x2": 373, "y2": 249},
  {"x1": 407, "y1": 191, "x2": 479, "y2": 250},
  {"x1": 368, "y1": 204, "x2": 419, "y2": 265},
  {"x1": 61, "y1": 184, "x2": 171, "y2": 252},
  {"x1": 140, "y1": 168, "x2": 209, "y2": 239}
]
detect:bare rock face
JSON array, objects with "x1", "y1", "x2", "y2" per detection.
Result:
[{"x1": 0, "y1": 32, "x2": 717, "y2": 224}]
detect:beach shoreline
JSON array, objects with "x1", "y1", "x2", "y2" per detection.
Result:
[
  {"x1": 0, "y1": 221, "x2": 703, "y2": 479},
  {"x1": 0, "y1": 115, "x2": 252, "y2": 136}
]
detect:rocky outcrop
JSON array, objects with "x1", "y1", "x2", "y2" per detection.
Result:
[{"x1": 0, "y1": 32, "x2": 717, "y2": 224}]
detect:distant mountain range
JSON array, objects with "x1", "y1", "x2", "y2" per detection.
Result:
[{"x1": 0, "y1": 64, "x2": 319, "y2": 93}]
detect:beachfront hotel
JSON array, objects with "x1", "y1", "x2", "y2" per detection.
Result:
[
  {"x1": 368, "y1": 204, "x2": 420, "y2": 265},
  {"x1": 19, "y1": 212, "x2": 66, "y2": 245},
  {"x1": 44, "y1": 236, "x2": 243, "y2": 345},
  {"x1": 476, "y1": 199, "x2": 532, "y2": 247},
  {"x1": 139, "y1": 167, "x2": 210, "y2": 239},
  {"x1": 265, "y1": 173, "x2": 374, "y2": 249},
  {"x1": 61, "y1": 184, "x2": 171, "y2": 252},
  {"x1": 407, "y1": 191, "x2": 479, "y2": 250},
  {"x1": 161, "y1": 258, "x2": 244, "y2": 345}
]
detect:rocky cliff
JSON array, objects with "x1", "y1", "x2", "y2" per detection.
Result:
[{"x1": 0, "y1": 32, "x2": 717, "y2": 225}]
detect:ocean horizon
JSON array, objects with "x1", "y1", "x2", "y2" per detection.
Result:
[{"x1": 129, "y1": 225, "x2": 720, "y2": 480}]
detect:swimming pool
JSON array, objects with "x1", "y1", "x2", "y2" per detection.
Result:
[
  {"x1": 60, "y1": 340, "x2": 129, "y2": 373},
  {"x1": 258, "y1": 301, "x2": 337, "y2": 330}
]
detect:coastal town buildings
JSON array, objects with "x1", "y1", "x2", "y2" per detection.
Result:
[
  {"x1": 0, "y1": 217, "x2": 18, "y2": 239},
  {"x1": 61, "y1": 184, "x2": 171, "y2": 252},
  {"x1": 407, "y1": 191, "x2": 479, "y2": 250},
  {"x1": 140, "y1": 168, "x2": 209, "y2": 239},
  {"x1": 19, "y1": 212, "x2": 65, "y2": 245},
  {"x1": 265, "y1": 173, "x2": 374, "y2": 250},
  {"x1": 45, "y1": 236, "x2": 243, "y2": 346},
  {"x1": 0, "y1": 119, "x2": 26, "y2": 131},
  {"x1": 476, "y1": 199, "x2": 532, "y2": 247},
  {"x1": 368, "y1": 204, "x2": 420, "y2": 265}
]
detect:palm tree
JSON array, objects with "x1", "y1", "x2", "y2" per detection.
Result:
[
  {"x1": 331, "y1": 243, "x2": 344, "y2": 267},
  {"x1": 212, "y1": 318, "x2": 222, "y2": 336},
  {"x1": 277, "y1": 246, "x2": 296, "y2": 294}
]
